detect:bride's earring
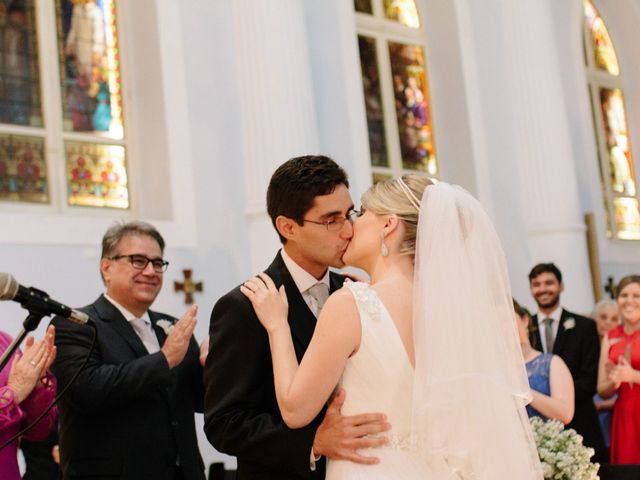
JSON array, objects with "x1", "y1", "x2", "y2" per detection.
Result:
[{"x1": 380, "y1": 232, "x2": 389, "y2": 257}]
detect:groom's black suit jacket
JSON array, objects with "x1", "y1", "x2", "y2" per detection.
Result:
[
  {"x1": 204, "y1": 252, "x2": 345, "y2": 480},
  {"x1": 530, "y1": 308, "x2": 607, "y2": 462},
  {"x1": 51, "y1": 295, "x2": 205, "y2": 480}
]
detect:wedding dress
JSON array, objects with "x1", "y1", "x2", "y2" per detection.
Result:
[{"x1": 326, "y1": 281, "x2": 454, "y2": 479}]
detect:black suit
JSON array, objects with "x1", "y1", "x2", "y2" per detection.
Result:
[
  {"x1": 51, "y1": 295, "x2": 205, "y2": 480},
  {"x1": 530, "y1": 309, "x2": 607, "y2": 462},
  {"x1": 203, "y1": 253, "x2": 345, "y2": 480}
]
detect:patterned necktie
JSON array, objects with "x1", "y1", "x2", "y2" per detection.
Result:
[
  {"x1": 307, "y1": 283, "x2": 330, "y2": 317},
  {"x1": 130, "y1": 317, "x2": 160, "y2": 354},
  {"x1": 543, "y1": 317, "x2": 555, "y2": 353}
]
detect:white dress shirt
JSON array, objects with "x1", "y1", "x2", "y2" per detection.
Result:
[
  {"x1": 280, "y1": 248, "x2": 330, "y2": 469},
  {"x1": 104, "y1": 294, "x2": 160, "y2": 354},
  {"x1": 281, "y1": 248, "x2": 330, "y2": 318},
  {"x1": 537, "y1": 305, "x2": 562, "y2": 354}
]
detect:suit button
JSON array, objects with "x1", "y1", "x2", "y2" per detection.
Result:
[{"x1": 172, "y1": 420, "x2": 179, "y2": 427}]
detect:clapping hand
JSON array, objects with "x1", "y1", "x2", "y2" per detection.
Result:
[
  {"x1": 7, "y1": 325, "x2": 56, "y2": 404},
  {"x1": 609, "y1": 356, "x2": 636, "y2": 388},
  {"x1": 161, "y1": 305, "x2": 198, "y2": 369},
  {"x1": 240, "y1": 273, "x2": 289, "y2": 334}
]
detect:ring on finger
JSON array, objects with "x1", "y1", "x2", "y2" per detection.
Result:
[{"x1": 30, "y1": 360, "x2": 37, "y2": 366}]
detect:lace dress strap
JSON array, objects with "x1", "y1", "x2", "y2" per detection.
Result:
[{"x1": 344, "y1": 281, "x2": 381, "y2": 322}]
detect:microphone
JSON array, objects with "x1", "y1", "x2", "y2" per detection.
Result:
[{"x1": 0, "y1": 273, "x2": 89, "y2": 325}]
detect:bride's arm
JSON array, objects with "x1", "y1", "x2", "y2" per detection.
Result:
[{"x1": 242, "y1": 274, "x2": 360, "y2": 428}]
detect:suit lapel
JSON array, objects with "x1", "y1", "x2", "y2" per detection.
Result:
[
  {"x1": 266, "y1": 253, "x2": 317, "y2": 353},
  {"x1": 553, "y1": 309, "x2": 571, "y2": 354},
  {"x1": 93, "y1": 295, "x2": 149, "y2": 358}
]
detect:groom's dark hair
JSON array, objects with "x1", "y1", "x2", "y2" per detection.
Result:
[{"x1": 267, "y1": 155, "x2": 349, "y2": 243}]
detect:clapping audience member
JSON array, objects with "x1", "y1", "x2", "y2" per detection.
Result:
[
  {"x1": 592, "y1": 299, "x2": 619, "y2": 452},
  {"x1": 598, "y1": 275, "x2": 640, "y2": 464},
  {"x1": 0, "y1": 326, "x2": 57, "y2": 480},
  {"x1": 514, "y1": 300, "x2": 574, "y2": 423}
]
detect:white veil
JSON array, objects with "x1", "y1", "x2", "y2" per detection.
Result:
[{"x1": 411, "y1": 182, "x2": 542, "y2": 479}]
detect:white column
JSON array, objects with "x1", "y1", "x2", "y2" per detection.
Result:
[
  {"x1": 232, "y1": 0, "x2": 319, "y2": 272},
  {"x1": 503, "y1": 0, "x2": 592, "y2": 309}
]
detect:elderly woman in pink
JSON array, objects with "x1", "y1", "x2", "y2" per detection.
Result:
[{"x1": 1, "y1": 325, "x2": 57, "y2": 480}]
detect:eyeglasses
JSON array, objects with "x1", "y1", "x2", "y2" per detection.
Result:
[
  {"x1": 110, "y1": 254, "x2": 169, "y2": 273},
  {"x1": 302, "y1": 209, "x2": 363, "y2": 231}
]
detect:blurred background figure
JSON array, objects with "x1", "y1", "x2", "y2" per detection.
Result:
[
  {"x1": 598, "y1": 275, "x2": 640, "y2": 465},
  {"x1": 592, "y1": 299, "x2": 620, "y2": 453},
  {"x1": 0, "y1": 325, "x2": 58, "y2": 480},
  {"x1": 514, "y1": 299, "x2": 574, "y2": 424}
]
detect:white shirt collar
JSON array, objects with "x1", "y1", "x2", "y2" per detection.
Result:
[
  {"x1": 104, "y1": 294, "x2": 151, "y2": 325},
  {"x1": 280, "y1": 248, "x2": 330, "y2": 294},
  {"x1": 538, "y1": 305, "x2": 562, "y2": 323}
]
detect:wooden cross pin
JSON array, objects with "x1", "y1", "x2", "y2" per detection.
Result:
[{"x1": 174, "y1": 269, "x2": 203, "y2": 304}]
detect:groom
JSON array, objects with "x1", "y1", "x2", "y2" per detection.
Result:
[{"x1": 204, "y1": 155, "x2": 390, "y2": 479}]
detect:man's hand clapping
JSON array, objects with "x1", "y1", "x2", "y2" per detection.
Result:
[{"x1": 161, "y1": 305, "x2": 197, "y2": 369}]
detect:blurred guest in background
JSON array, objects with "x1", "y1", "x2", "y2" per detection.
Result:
[
  {"x1": 514, "y1": 299, "x2": 574, "y2": 424},
  {"x1": 592, "y1": 299, "x2": 619, "y2": 452},
  {"x1": 0, "y1": 326, "x2": 57, "y2": 480},
  {"x1": 598, "y1": 275, "x2": 640, "y2": 464}
]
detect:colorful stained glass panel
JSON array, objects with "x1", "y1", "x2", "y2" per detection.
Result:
[
  {"x1": 358, "y1": 36, "x2": 388, "y2": 168},
  {"x1": 0, "y1": 133, "x2": 48, "y2": 203},
  {"x1": 388, "y1": 42, "x2": 437, "y2": 174},
  {"x1": 583, "y1": 0, "x2": 619, "y2": 76},
  {"x1": 613, "y1": 197, "x2": 640, "y2": 240},
  {"x1": 599, "y1": 88, "x2": 636, "y2": 196},
  {"x1": 66, "y1": 141, "x2": 128, "y2": 208},
  {"x1": 384, "y1": 0, "x2": 420, "y2": 28},
  {"x1": 0, "y1": 0, "x2": 43, "y2": 126},
  {"x1": 56, "y1": 0, "x2": 124, "y2": 138},
  {"x1": 354, "y1": 0, "x2": 373, "y2": 14}
]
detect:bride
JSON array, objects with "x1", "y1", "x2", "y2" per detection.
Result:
[{"x1": 241, "y1": 175, "x2": 543, "y2": 479}]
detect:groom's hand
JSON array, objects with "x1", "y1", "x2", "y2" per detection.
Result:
[{"x1": 312, "y1": 389, "x2": 390, "y2": 464}]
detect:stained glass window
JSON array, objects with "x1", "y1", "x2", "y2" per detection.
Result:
[
  {"x1": 56, "y1": 0, "x2": 124, "y2": 139},
  {"x1": 0, "y1": 133, "x2": 48, "y2": 203},
  {"x1": 383, "y1": 0, "x2": 420, "y2": 29},
  {"x1": 583, "y1": 0, "x2": 619, "y2": 76},
  {"x1": 0, "y1": 0, "x2": 43, "y2": 127},
  {"x1": 599, "y1": 88, "x2": 635, "y2": 196},
  {"x1": 584, "y1": 0, "x2": 638, "y2": 240},
  {"x1": 357, "y1": 36, "x2": 388, "y2": 168},
  {"x1": 66, "y1": 141, "x2": 128, "y2": 208},
  {"x1": 389, "y1": 42, "x2": 437, "y2": 175},
  {"x1": 354, "y1": 0, "x2": 373, "y2": 15}
]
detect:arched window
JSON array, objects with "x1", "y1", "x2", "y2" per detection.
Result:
[
  {"x1": 0, "y1": 0, "x2": 129, "y2": 209},
  {"x1": 583, "y1": 0, "x2": 639, "y2": 240},
  {"x1": 355, "y1": 0, "x2": 437, "y2": 183}
]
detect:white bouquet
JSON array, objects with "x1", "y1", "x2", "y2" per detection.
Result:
[{"x1": 529, "y1": 417, "x2": 600, "y2": 480}]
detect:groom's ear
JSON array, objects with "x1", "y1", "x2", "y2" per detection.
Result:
[{"x1": 275, "y1": 215, "x2": 297, "y2": 241}]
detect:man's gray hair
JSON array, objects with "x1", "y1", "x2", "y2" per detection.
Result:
[
  {"x1": 101, "y1": 221, "x2": 165, "y2": 259},
  {"x1": 592, "y1": 298, "x2": 617, "y2": 318}
]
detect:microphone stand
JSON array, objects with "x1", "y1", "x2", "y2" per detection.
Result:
[{"x1": 0, "y1": 312, "x2": 46, "y2": 372}]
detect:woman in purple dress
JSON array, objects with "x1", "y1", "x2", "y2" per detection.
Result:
[{"x1": 1, "y1": 326, "x2": 57, "y2": 480}]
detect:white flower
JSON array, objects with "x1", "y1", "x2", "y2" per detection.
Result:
[
  {"x1": 156, "y1": 319, "x2": 174, "y2": 335},
  {"x1": 563, "y1": 318, "x2": 576, "y2": 330},
  {"x1": 529, "y1": 417, "x2": 599, "y2": 480}
]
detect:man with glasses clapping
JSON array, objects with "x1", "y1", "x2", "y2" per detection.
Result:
[{"x1": 50, "y1": 221, "x2": 206, "y2": 480}]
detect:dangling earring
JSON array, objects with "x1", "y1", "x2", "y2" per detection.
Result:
[{"x1": 380, "y1": 231, "x2": 389, "y2": 257}]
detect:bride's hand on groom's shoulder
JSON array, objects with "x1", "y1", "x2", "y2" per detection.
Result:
[{"x1": 241, "y1": 273, "x2": 289, "y2": 334}]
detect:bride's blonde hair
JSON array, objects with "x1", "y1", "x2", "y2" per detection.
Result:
[{"x1": 361, "y1": 174, "x2": 433, "y2": 256}]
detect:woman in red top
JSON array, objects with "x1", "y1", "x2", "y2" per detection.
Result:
[{"x1": 598, "y1": 275, "x2": 640, "y2": 464}]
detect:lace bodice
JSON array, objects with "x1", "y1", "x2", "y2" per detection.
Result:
[{"x1": 339, "y1": 282, "x2": 415, "y2": 447}]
